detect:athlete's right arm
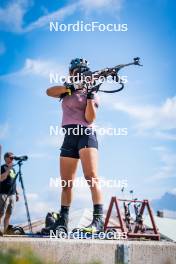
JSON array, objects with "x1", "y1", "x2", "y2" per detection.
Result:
[{"x1": 46, "y1": 86, "x2": 68, "y2": 98}]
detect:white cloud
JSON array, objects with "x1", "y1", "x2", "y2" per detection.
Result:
[
  {"x1": 150, "y1": 147, "x2": 176, "y2": 180},
  {"x1": 28, "y1": 152, "x2": 54, "y2": 160},
  {"x1": 80, "y1": 0, "x2": 124, "y2": 13},
  {"x1": 0, "y1": 0, "x2": 30, "y2": 33},
  {"x1": 103, "y1": 95, "x2": 176, "y2": 140},
  {"x1": 82, "y1": 0, "x2": 113, "y2": 8},
  {"x1": 0, "y1": 0, "x2": 124, "y2": 33},
  {"x1": 0, "y1": 58, "x2": 66, "y2": 81},
  {"x1": 26, "y1": 192, "x2": 39, "y2": 200},
  {"x1": 163, "y1": 210, "x2": 176, "y2": 219},
  {"x1": 13, "y1": 187, "x2": 61, "y2": 223},
  {"x1": 170, "y1": 188, "x2": 176, "y2": 195},
  {"x1": 24, "y1": 3, "x2": 78, "y2": 33},
  {"x1": 13, "y1": 175, "x2": 127, "y2": 223},
  {"x1": 0, "y1": 1, "x2": 77, "y2": 33},
  {"x1": 154, "y1": 131, "x2": 176, "y2": 141},
  {"x1": 21, "y1": 58, "x2": 66, "y2": 77},
  {"x1": 37, "y1": 135, "x2": 64, "y2": 148}
]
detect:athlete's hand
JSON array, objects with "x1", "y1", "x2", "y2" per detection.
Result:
[
  {"x1": 64, "y1": 82, "x2": 75, "y2": 95},
  {"x1": 87, "y1": 91, "x2": 95, "y2": 100}
]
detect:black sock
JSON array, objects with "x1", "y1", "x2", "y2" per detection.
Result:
[
  {"x1": 93, "y1": 204, "x2": 103, "y2": 216},
  {"x1": 60, "y1": 205, "x2": 70, "y2": 219}
]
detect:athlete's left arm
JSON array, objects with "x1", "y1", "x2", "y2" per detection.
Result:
[{"x1": 85, "y1": 99, "x2": 97, "y2": 123}]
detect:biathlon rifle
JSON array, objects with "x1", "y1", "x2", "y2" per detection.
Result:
[{"x1": 83, "y1": 57, "x2": 143, "y2": 93}]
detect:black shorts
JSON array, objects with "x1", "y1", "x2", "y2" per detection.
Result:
[{"x1": 60, "y1": 125, "x2": 98, "y2": 159}]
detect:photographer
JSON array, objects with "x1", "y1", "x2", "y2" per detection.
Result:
[{"x1": 0, "y1": 152, "x2": 19, "y2": 234}]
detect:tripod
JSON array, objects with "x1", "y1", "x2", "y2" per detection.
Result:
[
  {"x1": 17, "y1": 160, "x2": 33, "y2": 233},
  {"x1": 0, "y1": 160, "x2": 33, "y2": 233}
]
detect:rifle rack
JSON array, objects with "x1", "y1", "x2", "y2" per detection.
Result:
[{"x1": 104, "y1": 197, "x2": 160, "y2": 240}]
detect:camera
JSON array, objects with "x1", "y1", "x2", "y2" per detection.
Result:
[{"x1": 13, "y1": 156, "x2": 28, "y2": 161}]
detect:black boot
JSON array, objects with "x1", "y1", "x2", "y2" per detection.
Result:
[
  {"x1": 82, "y1": 214, "x2": 104, "y2": 233},
  {"x1": 41, "y1": 206, "x2": 69, "y2": 235},
  {"x1": 45, "y1": 212, "x2": 59, "y2": 228},
  {"x1": 82, "y1": 204, "x2": 104, "y2": 233},
  {"x1": 52, "y1": 214, "x2": 68, "y2": 232},
  {"x1": 41, "y1": 213, "x2": 68, "y2": 235}
]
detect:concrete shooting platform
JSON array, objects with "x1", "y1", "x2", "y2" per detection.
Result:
[{"x1": 0, "y1": 237, "x2": 176, "y2": 264}]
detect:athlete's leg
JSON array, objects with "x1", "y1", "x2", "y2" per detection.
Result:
[
  {"x1": 60, "y1": 157, "x2": 79, "y2": 206},
  {"x1": 79, "y1": 148, "x2": 102, "y2": 204},
  {"x1": 41, "y1": 157, "x2": 79, "y2": 233},
  {"x1": 79, "y1": 148, "x2": 103, "y2": 232}
]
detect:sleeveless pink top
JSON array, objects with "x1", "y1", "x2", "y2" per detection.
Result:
[{"x1": 61, "y1": 90, "x2": 99, "y2": 127}]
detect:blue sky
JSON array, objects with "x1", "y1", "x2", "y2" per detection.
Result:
[{"x1": 0, "y1": 0, "x2": 176, "y2": 223}]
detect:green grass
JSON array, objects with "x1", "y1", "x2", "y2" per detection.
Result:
[
  {"x1": 0, "y1": 249, "x2": 50, "y2": 264},
  {"x1": 0, "y1": 249, "x2": 103, "y2": 264}
]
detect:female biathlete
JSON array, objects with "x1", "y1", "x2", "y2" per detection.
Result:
[{"x1": 46, "y1": 58, "x2": 103, "y2": 234}]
